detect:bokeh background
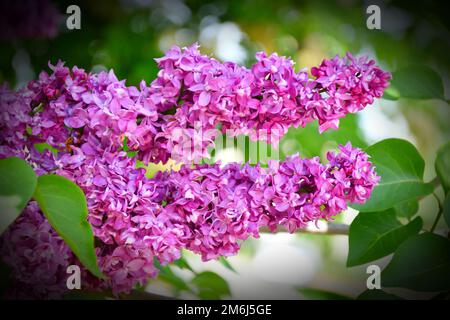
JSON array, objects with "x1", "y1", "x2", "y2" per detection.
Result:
[{"x1": 1, "y1": 0, "x2": 449, "y2": 299}]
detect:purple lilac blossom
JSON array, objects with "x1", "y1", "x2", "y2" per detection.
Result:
[
  {"x1": 0, "y1": 202, "x2": 76, "y2": 299},
  {"x1": 156, "y1": 142, "x2": 379, "y2": 260},
  {"x1": 131, "y1": 44, "x2": 390, "y2": 163},
  {"x1": 0, "y1": 45, "x2": 388, "y2": 298}
]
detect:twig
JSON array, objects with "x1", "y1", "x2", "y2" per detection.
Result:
[{"x1": 430, "y1": 176, "x2": 441, "y2": 189}]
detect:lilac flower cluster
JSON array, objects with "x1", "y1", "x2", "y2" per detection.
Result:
[
  {"x1": 311, "y1": 53, "x2": 391, "y2": 132},
  {"x1": 0, "y1": 202, "x2": 76, "y2": 299},
  {"x1": 132, "y1": 44, "x2": 390, "y2": 163},
  {"x1": 56, "y1": 150, "x2": 170, "y2": 294},
  {"x1": 53, "y1": 142, "x2": 380, "y2": 293},
  {"x1": 0, "y1": 44, "x2": 388, "y2": 298},
  {"x1": 156, "y1": 143, "x2": 379, "y2": 260}
]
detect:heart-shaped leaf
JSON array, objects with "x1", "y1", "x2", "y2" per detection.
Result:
[
  {"x1": 33, "y1": 174, "x2": 104, "y2": 279},
  {"x1": 394, "y1": 200, "x2": 419, "y2": 220},
  {"x1": 191, "y1": 271, "x2": 231, "y2": 300},
  {"x1": 353, "y1": 139, "x2": 433, "y2": 212},
  {"x1": 382, "y1": 233, "x2": 450, "y2": 292},
  {"x1": 0, "y1": 157, "x2": 37, "y2": 233},
  {"x1": 347, "y1": 209, "x2": 422, "y2": 267},
  {"x1": 389, "y1": 65, "x2": 445, "y2": 100}
]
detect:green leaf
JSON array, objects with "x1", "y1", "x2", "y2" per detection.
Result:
[
  {"x1": 443, "y1": 194, "x2": 450, "y2": 228},
  {"x1": 172, "y1": 255, "x2": 195, "y2": 273},
  {"x1": 394, "y1": 200, "x2": 419, "y2": 220},
  {"x1": 121, "y1": 137, "x2": 138, "y2": 157},
  {"x1": 382, "y1": 86, "x2": 400, "y2": 101},
  {"x1": 33, "y1": 174, "x2": 104, "y2": 279},
  {"x1": 297, "y1": 288, "x2": 351, "y2": 300},
  {"x1": 435, "y1": 141, "x2": 450, "y2": 195},
  {"x1": 155, "y1": 259, "x2": 190, "y2": 293},
  {"x1": 357, "y1": 290, "x2": 402, "y2": 300},
  {"x1": 191, "y1": 271, "x2": 231, "y2": 300},
  {"x1": 353, "y1": 139, "x2": 433, "y2": 212},
  {"x1": 218, "y1": 256, "x2": 237, "y2": 273},
  {"x1": 390, "y1": 65, "x2": 445, "y2": 100},
  {"x1": 382, "y1": 233, "x2": 450, "y2": 292},
  {"x1": 34, "y1": 142, "x2": 58, "y2": 155},
  {"x1": 347, "y1": 209, "x2": 422, "y2": 267},
  {"x1": 0, "y1": 157, "x2": 37, "y2": 233},
  {"x1": 135, "y1": 160, "x2": 166, "y2": 179}
]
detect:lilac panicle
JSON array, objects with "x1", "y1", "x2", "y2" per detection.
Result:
[
  {"x1": 0, "y1": 44, "x2": 387, "y2": 298},
  {"x1": 157, "y1": 143, "x2": 379, "y2": 260},
  {"x1": 133, "y1": 44, "x2": 391, "y2": 163}
]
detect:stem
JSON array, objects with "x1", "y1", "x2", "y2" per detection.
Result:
[
  {"x1": 260, "y1": 222, "x2": 349, "y2": 235},
  {"x1": 431, "y1": 192, "x2": 443, "y2": 233},
  {"x1": 416, "y1": 176, "x2": 441, "y2": 202},
  {"x1": 430, "y1": 176, "x2": 441, "y2": 189}
]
